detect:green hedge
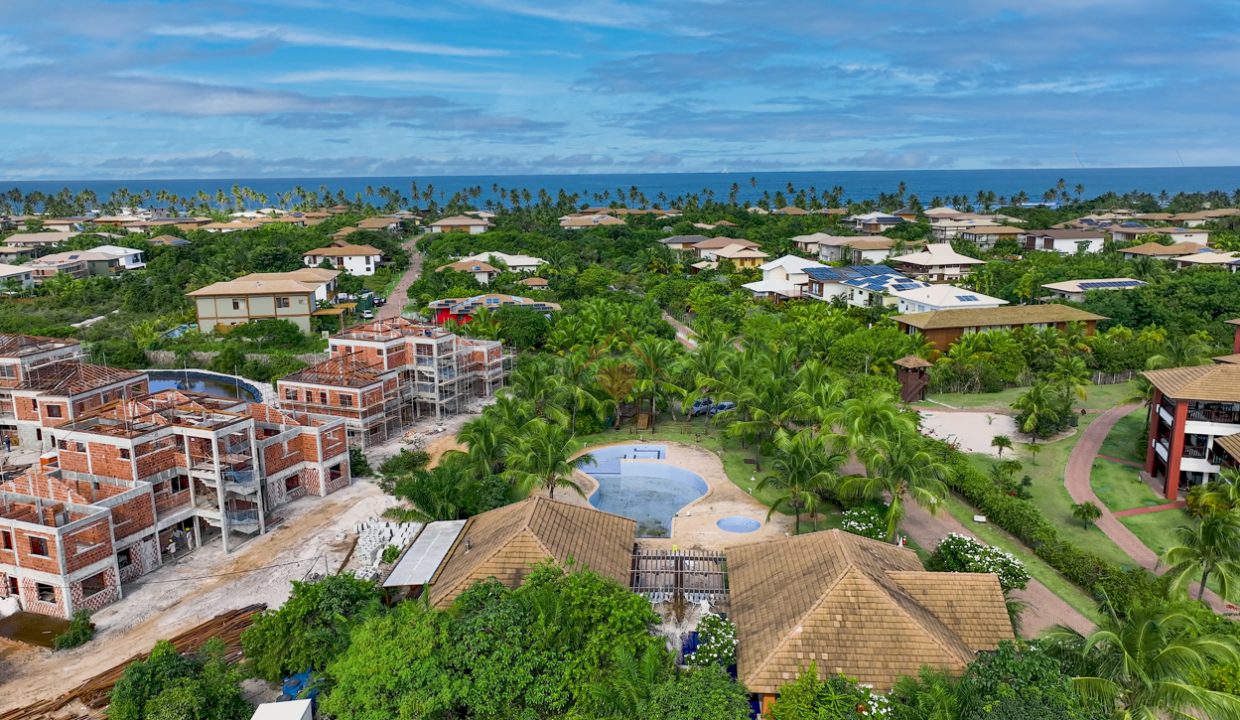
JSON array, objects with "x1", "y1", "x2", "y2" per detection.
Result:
[{"x1": 929, "y1": 439, "x2": 1163, "y2": 613}]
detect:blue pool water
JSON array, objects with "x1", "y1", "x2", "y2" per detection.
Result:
[
  {"x1": 580, "y1": 445, "x2": 708, "y2": 537},
  {"x1": 716, "y1": 516, "x2": 761, "y2": 533}
]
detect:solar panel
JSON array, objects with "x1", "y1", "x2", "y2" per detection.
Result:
[
  {"x1": 955, "y1": 295, "x2": 979, "y2": 301},
  {"x1": 1079, "y1": 280, "x2": 1142, "y2": 290}
]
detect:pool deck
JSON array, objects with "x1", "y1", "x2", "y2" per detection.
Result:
[{"x1": 563, "y1": 441, "x2": 793, "y2": 550}]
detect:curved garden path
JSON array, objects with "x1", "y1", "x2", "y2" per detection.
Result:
[
  {"x1": 1064, "y1": 403, "x2": 1231, "y2": 614},
  {"x1": 375, "y1": 235, "x2": 422, "y2": 321}
]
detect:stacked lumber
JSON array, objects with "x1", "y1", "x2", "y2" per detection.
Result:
[{"x1": 0, "y1": 604, "x2": 265, "y2": 720}]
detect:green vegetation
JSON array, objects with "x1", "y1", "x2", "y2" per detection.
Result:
[
  {"x1": 52, "y1": 610, "x2": 94, "y2": 650},
  {"x1": 109, "y1": 639, "x2": 250, "y2": 720},
  {"x1": 1098, "y1": 408, "x2": 1148, "y2": 462}
]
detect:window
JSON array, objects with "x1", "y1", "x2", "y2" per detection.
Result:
[
  {"x1": 170, "y1": 475, "x2": 188, "y2": 493},
  {"x1": 1, "y1": 530, "x2": 12, "y2": 551},
  {"x1": 119, "y1": 448, "x2": 130, "y2": 460},
  {"x1": 29, "y1": 536, "x2": 48, "y2": 557},
  {"x1": 35, "y1": 582, "x2": 55, "y2": 603},
  {"x1": 340, "y1": 395, "x2": 353, "y2": 407},
  {"x1": 6, "y1": 577, "x2": 16, "y2": 597},
  {"x1": 284, "y1": 389, "x2": 297, "y2": 401},
  {"x1": 276, "y1": 296, "x2": 291, "y2": 309},
  {"x1": 319, "y1": 392, "x2": 327, "y2": 404},
  {"x1": 80, "y1": 572, "x2": 107, "y2": 598},
  {"x1": 30, "y1": 399, "x2": 37, "y2": 410},
  {"x1": 0, "y1": 365, "x2": 15, "y2": 379}
]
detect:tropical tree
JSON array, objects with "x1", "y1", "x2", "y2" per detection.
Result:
[
  {"x1": 1050, "y1": 606, "x2": 1240, "y2": 719},
  {"x1": 1145, "y1": 331, "x2": 1214, "y2": 370},
  {"x1": 757, "y1": 430, "x2": 848, "y2": 533},
  {"x1": 458, "y1": 412, "x2": 506, "y2": 475},
  {"x1": 596, "y1": 360, "x2": 637, "y2": 429},
  {"x1": 1072, "y1": 501, "x2": 1103, "y2": 529},
  {"x1": 1185, "y1": 468, "x2": 1240, "y2": 519},
  {"x1": 1047, "y1": 354, "x2": 1092, "y2": 401},
  {"x1": 1160, "y1": 513, "x2": 1240, "y2": 601},
  {"x1": 840, "y1": 435, "x2": 949, "y2": 542},
  {"x1": 631, "y1": 337, "x2": 683, "y2": 430},
  {"x1": 506, "y1": 418, "x2": 591, "y2": 500},
  {"x1": 990, "y1": 434, "x2": 1013, "y2": 457}
]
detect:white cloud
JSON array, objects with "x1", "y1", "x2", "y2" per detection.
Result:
[{"x1": 148, "y1": 23, "x2": 506, "y2": 58}]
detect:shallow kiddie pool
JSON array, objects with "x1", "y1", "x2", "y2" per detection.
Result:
[{"x1": 716, "y1": 516, "x2": 761, "y2": 533}]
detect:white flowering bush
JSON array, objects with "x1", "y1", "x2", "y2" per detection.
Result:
[
  {"x1": 841, "y1": 504, "x2": 887, "y2": 541},
  {"x1": 928, "y1": 532, "x2": 1030, "y2": 592},
  {"x1": 685, "y1": 613, "x2": 737, "y2": 667}
]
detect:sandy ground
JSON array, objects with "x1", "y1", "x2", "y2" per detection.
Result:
[
  {"x1": 919, "y1": 410, "x2": 1023, "y2": 457},
  {"x1": 562, "y1": 441, "x2": 794, "y2": 550},
  {"x1": 0, "y1": 480, "x2": 394, "y2": 712}
]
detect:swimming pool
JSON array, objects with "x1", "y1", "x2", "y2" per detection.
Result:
[{"x1": 579, "y1": 445, "x2": 708, "y2": 537}]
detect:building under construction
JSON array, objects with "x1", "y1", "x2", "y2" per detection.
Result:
[{"x1": 277, "y1": 317, "x2": 511, "y2": 446}]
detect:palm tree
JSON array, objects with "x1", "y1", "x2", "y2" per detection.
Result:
[
  {"x1": 990, "y1": 435, "x2": 1013, "y2": 457},
  {"x1": 596, "y1": 360, "x2": 637, "y2": 429},
  {"x1": 1186, "y1": 468, "x2": 1240, "y2": 519},
  {"x1": 757, "y1": 430, "x2": 848, "y2": 533},
  {"x1": 1160, "y1": 513, "x2": 1240, "y2": 601},
  {"x1": 1047, "y1": 354, "x2": 1091, "y2": 401},
  {"x1": 1146, "y1": 332, "x2": 1214, "y2": 370},
  {"x1": 458, "y1": 413, "x2": 506, "y2": 475},
  {"x1": 1011, "y1": 383, "x2": 1062, "y2": 436},
  {"x1": 840, "y1": 435, "x2": 949, "y2": 542},
  {"x1": 833, "y1": 392, "x2": 916, "y2": 452},
  {"x1": 505, "y1": 419, "x2": 590, "y2": 500},
  {"x1": 630, "y1": 337, "x2": 682, "y2": 430},
  {"x1": 1072, "y1": 501, "x2": 1102, "y2": 529},
  {"x1": 1049, "y1": 606, "x2": 1240, "y2": 719}
]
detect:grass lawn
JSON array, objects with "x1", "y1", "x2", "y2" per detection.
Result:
[
  {"x1": 1119, "y1": 510, "x2": 1188, "y2": 557},
  {"x1": 1092, "y1": 459, "x2": 1164, "y2": 512},
  {"x1": 921, "y1": 380, "x2": 1138, "y2": 413},
  {"x1": 938, "y1": 493, "x2": 1103, "y2": 624},
  {"x1": 1098, "y1": 408, "x2": 1147, "y2": 462}
]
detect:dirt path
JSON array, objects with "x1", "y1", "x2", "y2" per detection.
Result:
[
  {"x1": 377, "y1": 235, "x2": 422, "y2": 320},
  {"x1": 0, "y1": 481, "x2": 392, "y2": 712},
  {"x1": 1064, "y1": 403, "x2": 1231, "y2": 614},
  {"x1": 901, "y1": 502, "x2": 1094, "y2": 636}
]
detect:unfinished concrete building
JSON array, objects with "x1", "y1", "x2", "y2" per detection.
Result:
[
  {"x1": 277, "y1": 318, "x2": 510, "y2": 445},
  {"x1": 0, "y1": 389, "x2": 351, "y2": 618}
]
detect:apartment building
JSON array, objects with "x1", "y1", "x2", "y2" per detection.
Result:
[
  {"x1": 187, "y1": 268, "x2": 339, "y2": 334},
  {"x1": 0, "y1": 389, "x2": 350, "y2": 618},
  {"x1": 0, "y1": 335, "x2": 148, "y2": 451},
  {"x1": 1144, "y1": 364, "x2": 1240, "y2": 499},
  {"x1": 302, "y1": 243, "x2": 383, "y2": 276},
  {"x1": 278, "y1": 318, "x2": 511, "y2": 445}
]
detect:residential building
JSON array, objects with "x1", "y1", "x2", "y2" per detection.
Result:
[
  {"x1": 772, "y1": 206, "x2": 809, "y2": 216},
  {"x1": 927, "y1": 213, "x2": 1024, "y2": 241},
  {"x1": 1042, "y1": 278, "x2": 1147, "y2": 303},
  {"x1": 846, "y1": 211, "x2": 904, "y2": 233},
  {"x1": 690, "y1": 237, "x2": 759, "y2": 258},
  {"x1": 1174, "y1": 251, "x2": 1240, "y2": 271},
  {"x1": 659, "y1": 234, "x2": 711, "y2": 252},
  {"x1": 956, "y1": 225, "x2": 1024, "y2": 250},
  {"x1": 427, "y1": 294, "x2": 561, "y2": 325},
  {"x1": 742, "y1": 255, "x2": 826, "y2": 300},
  {"x1": 302, "y1": 243, "x2": 383, "y2": 276},
  {"x1": 728, "y1": 529, "x2": 1012, "y2": 711},
  {"x1": 560, "y1": 213, "x2": 626, "y2": 229},
  {"x1": 815, "y1": 235, "x2": 892, "y2": 263},
  {"x1": 843, "y1": 237, "x2": 897, "y2": 264},
  {"x1": 890, "y1": 284, "x2": 1008, "y2": 314},
  {"x1": 456, "y1": 252, "x2": 546, "y2": 273},
  {"x1": 283, "y1": 317, "x2": 509, "y2": 439},
  {"x1": 894, "y1": 305, "x2": 1106, "y2": 349},
  {"x1": 516, "y1": 277, "x2": 549, "y2": 289},
  {"x1": 1144, "y1": 364, "x2": 1240, "y2": 498},
  {"x1": 200, "y1": 221, "x2": 262, "y2": 233},
  {"x1": 147, "y1": 234, "x2": 189, "y2": 247},
  {"x1": 425, "y1": 497, "x2": 636, "y2": 608},
  {"x1": 1021, "y1": 229, "x2": 1106, "y2": 254},
  {"x1": 805, "y1": 265, "x2": 927, "y2": 308},
  {"x1": 1111, "y1": 226, "x2": 1210, "y2": 245},
  {"x1": 888, "y1": 243, "x2": 986, "y2": 282},
  {"x1": 3, "y1": 232, "x2": 78, "y2": 253},
  {"x1": 711, "y1": 243, "x2": 769, "y2": 268},
  {"x1": 437, "y1": 259, "x2": 500, "y2": 285},
  {"x1": 27, "y1": 245, "x2": 145, "y2": 283},
  {"x1": 1118, "y1": 241, "x2": 1210, "y2": 260},
  {"x1": 187, "y1": 268, "x2": 340, "y2": 334},
  {"x1": 791, "y1": 231, "x2": 832, "y2": 255},
  {"x1": 0, "y1": 263, "x2": 33, "y2": 290},
  {"x1": 428, "y1": 215, "x2": 492, "y2": 234},
  {"x1": 356, "y1": 216, "x2": 401, "y2": 232},
  {"x1": 0, "y1": 389, "x2": 350, "y2": 618},
  {"x1": 0, "y1": 245, "x2": 36, "y2": 263}
]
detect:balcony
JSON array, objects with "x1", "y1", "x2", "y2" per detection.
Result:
[
  {"x1": 1186, "y1": 409, "x2": 1240, "y2": 425},
  {"x1": 1183, "y1": 445, "x2": 1210, "y2": 460}
]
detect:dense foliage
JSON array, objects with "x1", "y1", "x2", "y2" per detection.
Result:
[
  {"x1": 928, "y1": 533, "x2": 1031, "y2": 593},
  {"x1": 52, "y1": 610, "x2": 94, "y2": 650},
  {"x1": 109, "y1": 639, "x2": 249, "y2": 720}
]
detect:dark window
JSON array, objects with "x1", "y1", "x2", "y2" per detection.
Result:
[
  {"x1": 119, "y1": 448, "x2": 130, "y2": 460},
  {"x1": 285, "y1": 475, "x2": 302, "y2": 491},
  {"x1": 45, "y1": 405, "x2": 62, "y2": 418},
  {"x1": 80, "y1": 572, "x2": 107, "y2": 598},
  {"x1": 29, "y1": 536, "x2": 48, "y2": 557},
  {"x1": 35, "y1": 582, "x2": 55, "y2": 602},
  {"x1": 1, "y1": 530, "x2": 12, "y2": 550},
  {"x1": 170, "y1": 476, "x2": 188, "y2": 493},
  {"x1": 116, "y1": 549, "x2": 132, "y2": 569},
  {"x1": 276, "y1": 296, "x2": 291, "y2": 309},
  {"x1": 340, "y1": 395, "x2": 353, "y2": 407},
  {"x1": 6, "y1": 577, "x2": 17, "y2": 596},
  {"x1": 231, "y1": 299, "x2": 242, "y2": 310},
  {"x1": 284, "y1": 389, "x2": 297, "y2": 401},
  {"x1": 319, "y1": 392, "x2": 327, "y2": 404}
]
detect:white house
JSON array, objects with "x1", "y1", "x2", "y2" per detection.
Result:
[
  {"x1": 1041, "y1": 278, "x2": 1147, "y2": 303},
  {"x1": 742, "y1": 255, "x2": 826, "y2": 299},
  {"x1": 955, "y1": 226, "x2": 1024, "y2": 250},
  {"x1": 1110, "y1": 226, "x2": 1210, "y2": 245},
  {"x1": 1021, "y1": 229, "x2": 1106, "y2": 254},
  {"x1": 805, "y1": 265, "x2": 927, "y2": 308},
  {"x1": 890, "y1": 284, "x2": 1008, "y2": 314},
  {"x1": 1175, "y1": 251, "x2": 1240, "y2": 271},
  {"x1": 303, "y1": 243, "x2": 383, "y2": 276},
  {"x1": 457, "y1": 251, "x2": 546, "y2": 273},
  {"x1": 816, "y1": 235, "x2": 894, "y2": 263},
  {"x1": 251, "y1": 699, "x2": 312, "y2": 720},
  {"x1": 429, "y1": 215, "x2": 492, "y2": 234},
  {"x1": 791, "y1": 232, "x2": 833, "y2": 255},
  {"x1": 0, "y1": 263, "x2": 34, "y2": 290},
  {"x1": 888, "y1": 243, "x2": 986, "y2": 282},
  {"x1": 846, "y1": 212, "x2": 904, "y2": 233}
]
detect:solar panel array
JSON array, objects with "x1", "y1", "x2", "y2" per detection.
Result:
[
  {"x1": 1078, "y1": 280, "x2": 1144, "y2": 290},
  {"x1": 955, "y1": 295, "x2": 979, "y2": 301}
]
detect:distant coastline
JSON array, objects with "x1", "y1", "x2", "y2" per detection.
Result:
[{"x1": 5, "y1": 166, "x2": 1240, "y2": 205}]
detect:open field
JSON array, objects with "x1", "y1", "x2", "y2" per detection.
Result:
[{"x1": 921, "y1": 380, "x2": 1138, "y2": 412}]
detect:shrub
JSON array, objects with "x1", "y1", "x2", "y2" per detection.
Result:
[
  {"x1": 841, "y1": 504, "x2": 887, "y2": 541},
  {"x1": 378, "y1": 448, "x2": 431, "y2": 477},
  {"x1": 928, "y1": 533, "x2": 1030, "y2": 593},
  {"x1": 349, "y1": 447, "x2": 372, "y2": 478},
  {"x1": 53, "y1": 610, "x2": 94, "y2": 650},
  {"x1": 381, "y1": 544, "x2": 401, "y2": 564},
  {"x1": 686, "y1": 614, "x2": 737, "y2": 667}
]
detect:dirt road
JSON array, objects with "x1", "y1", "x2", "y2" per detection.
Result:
[{"x1": 377, "y1": 235, "x2": 422, "y2": 320}]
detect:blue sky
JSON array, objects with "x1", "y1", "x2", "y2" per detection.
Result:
[{"x1": 1, "y1": 0, "x2": 1238, "y2": 179}]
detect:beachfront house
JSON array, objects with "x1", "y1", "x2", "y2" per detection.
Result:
[{"x1": 302, "y1": 243, "x2": 383, "y2": 276}]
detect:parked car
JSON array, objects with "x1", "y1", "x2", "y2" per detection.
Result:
[
  {"x1": 374, "y1": 296, "x2": 387, "y2": 306},
  {"x1": 709, "y1": 401, "x2": 736, "y2": 416},
  {"x1": 689, "y1": 397, "x2": 714, "y2": 416},
  {"x1": 361, "y1": 310, "x2": 375, "y2": 320}
]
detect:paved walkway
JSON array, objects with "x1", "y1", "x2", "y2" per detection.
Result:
[
  {"x1": 376, "y1": 235, "x2": 422, "y2": 321},
  {"x1": 902, "y1": 502, "x2": 1094, "y2": 636},
  {"x1": 661, "y1": 311, "x2": 698, "y2": 349},
  {"x1": 1064, "y1": 403, "x2": 1231, "y2": 613},
  {"x1": 1113, "y1": 500, "x2": 1187, "y2": 518}
]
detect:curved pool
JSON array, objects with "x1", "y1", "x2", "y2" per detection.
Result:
[
  {"x1": 716, "y1": 516, "x2": 761, "y2": 533},
  {"x1": 579, "y1": 445, "x2": 707, "y2": 538}
]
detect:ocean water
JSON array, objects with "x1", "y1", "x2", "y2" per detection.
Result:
[{"x1": 6, "y1": 167, "x2": 1240, "y2": 207}]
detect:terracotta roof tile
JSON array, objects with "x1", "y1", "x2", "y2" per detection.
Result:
[{"x1": 1143, "y1": 364, "x2": 1240, "y2": 402}]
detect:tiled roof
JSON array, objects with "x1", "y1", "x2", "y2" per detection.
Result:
[
  {"x1": 19, "y1": 361, "x2": 141, "y2": 396},
  {"x1": 0, "y1": 334, "x2": 79, "y2": 358},
  {"x1": 1143, "y1": 364, "x2": 1240, "y2": 402},
  {"x1": 280, "y1": 355, "x2": 390, "y2": 389},
  {"x1": 727, "y1": 529, "x2": 1012, "y2": 693},
  {"x1": 304, "y1": 244, "x2": 382, "y2": 257},
  {"x1": 890, "y1": 243, "x2": 986, "y2": 268},
  {"x1": 1120, "y1": 241, "x2": 1208, "y2": 256},
  {"x1": 894, "y1": 354, "x2": 933, "y2": 369},
  {"x1": 427, "y1": 497, "x2": 636, "y2": 608},
  {"x1": 1215, "y1": 433, "x2": 1240, "y2": 462},
  {"x1": 894, "y1": 305, "x2": 1106, "y2": 330},
  {"x1": 430, "y1": 215, "x2": 491, "y2": 227},
  {"x1": 438, "y1": 260, "x2": 499, "y2": 274},
  {"x1": 691, "y1": 236, "x2": 758, "y2": 250}
]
